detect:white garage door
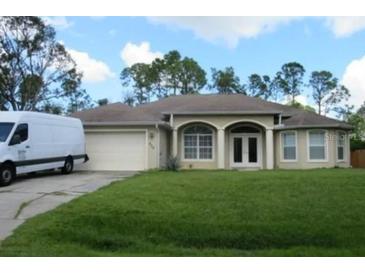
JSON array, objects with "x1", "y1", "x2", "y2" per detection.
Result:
[{"x1": 82, "y1": 131, "x2": 146, "y2": 171}]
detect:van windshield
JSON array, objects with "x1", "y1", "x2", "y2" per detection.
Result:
[{"x1": 0, "y1": 123, "x2": 15, "y2": 142}]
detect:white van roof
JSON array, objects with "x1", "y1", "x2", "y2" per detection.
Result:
[{"x1": 0, "y1": 111, "x2": 82, "y2": 125}]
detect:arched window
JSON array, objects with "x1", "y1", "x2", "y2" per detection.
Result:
[
  {"x1": 183, "y1": 124, "x2": 213, "y2": 160},
  {"x1": 230, "y1": 125, "x2": 260, "y2": 133}
]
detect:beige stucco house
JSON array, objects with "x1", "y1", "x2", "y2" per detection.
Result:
[{"x1": 72, "y1": 94, "x2": 353, "y2": 171}]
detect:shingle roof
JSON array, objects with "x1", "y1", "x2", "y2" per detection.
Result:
[{"x1": 71, "y1": 94, "x2": 352, "y2": 130}]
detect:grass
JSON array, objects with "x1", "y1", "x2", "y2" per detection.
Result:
[{"x1": 1, "y1": 169, "x2": 365, "y2": 256}]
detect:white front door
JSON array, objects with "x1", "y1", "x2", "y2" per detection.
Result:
[{"x1": 230, "y1": 134, "x2": 262, "y2": 168}]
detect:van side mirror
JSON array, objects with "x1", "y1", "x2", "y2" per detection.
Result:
[{"x1": 9, "y1": 134, "x2": 21, "y2": 146}]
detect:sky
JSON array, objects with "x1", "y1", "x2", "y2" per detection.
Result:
[{"x1": 44, "y1": 16, "x2": 365, "y2": 111}]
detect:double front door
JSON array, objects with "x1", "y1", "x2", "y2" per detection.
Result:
[{"x1": 230, "y1": 134, "x2": 262, "y2": 168}]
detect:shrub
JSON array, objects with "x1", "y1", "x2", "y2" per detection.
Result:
[{"x1": 166, "y1": 156, "x2": 180, "y2": 171}]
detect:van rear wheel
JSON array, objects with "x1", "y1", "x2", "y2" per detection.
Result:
[
  {"x1": 61, "y1": 157, "x2": 74, "y2": 174},
  {"x1": 0, "y1": 164, "x2": 15, "y2": 187}
]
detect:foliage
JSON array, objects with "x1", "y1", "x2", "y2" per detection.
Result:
[
  {"x1": 247, "y1": 74, "x2": 281, "y2": 101},
  {"x1": 123, "y1": 92, "x2": 135, "y2": 107},
  {"x1": 347, "y1": 113, "x2": 365, "y2": 141},
  {"x1": 97, "y1": 98, "x2": 109, "y2": 106},
  {"x1": 309, "y1": 71, "x2": 339, "y2": 115},
  {"x1": 120, "y1": 50, "x2": 207, "y2": 104},
  {"x1": 210, "y1": 67, "x2": 246, "y2": 94},
  {"x1": 287, "y1": 100, "x2": 316, "y2": 112},
  {"x1": 165, "y1": 156, "x2": 180, "y2": 171},
  {"x1": 358, "y1": 102, "x2": 365, "y2": 116},
  {"x1": 178, "y1": 57, "x2": 207, "y2": 95},
  {"x1": 276, "y1": 62, "x2": 305, "y2": 104},
  {"x1": 40, "y1": 103, "x2": 63, "y2": 115},
  {"x1": 163, "y1": 50, "x2": 182, "y2": 96},
  {"x1": 0, "y1": 16, "x2": 86, "y2": 111},
  {"x1": 350, "y1": 138, "x2": 365, "y2": 151},
  {"x1": 121, "y1": 63, "x2": 154, "y2": 104},
  {"x1": 2, "y1": 169, "x2": 365, "y2": 256},
  {"x1": 63, "y1": 69, "x2": 93, "y2": 113}
]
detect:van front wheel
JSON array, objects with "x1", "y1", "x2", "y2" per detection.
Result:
[
  {"x1": 61, "y1": 157, "x2": 74, "y2": 174},
  {"x1": 0, "y1": 164, "x2": 15, "y2": 187}
]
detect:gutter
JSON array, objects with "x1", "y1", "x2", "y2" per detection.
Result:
[
  {"x1": 161, "y1": 110, "x2": 283, "y2": 116},
  {"x1": 82, "y1": 121, "x2": 171, "y2": 128},
  {"x1": 274, "y1": 124, "x2": 354, "y2": 130}
]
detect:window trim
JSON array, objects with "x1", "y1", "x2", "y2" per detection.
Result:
[
  {"x1": 280, "y1": 130, "x2": 298, "y2": 162},
  {"x1": 336, "y1": 130, "x2": 347, "y2": 163},
  {"x1": 307, "y1": 129, "x2": 328, "y2": 162},
  {"x1": 181, "y1": 125, "x2": 215, "y2": 162}
]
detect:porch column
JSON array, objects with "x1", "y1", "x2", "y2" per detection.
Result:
[
  {"x1": 217, "y1": 128, "x2": 225, "y2": 169},
  {"x1": 266, "y1": 128, "x2": 274, "y2": 170},
  {"x1": 172, "y1": 128, "x2": 178, "y2": 157}
]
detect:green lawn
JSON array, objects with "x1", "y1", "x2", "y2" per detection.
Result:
[{"x1": 1, "y1": 169, "x2": 365, "y2": 256}]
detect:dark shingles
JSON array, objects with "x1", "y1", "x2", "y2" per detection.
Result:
[{"x1": 71, "y1": 94, "x2": 352, "y2": 129}]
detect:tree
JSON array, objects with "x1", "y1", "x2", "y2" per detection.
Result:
[
  {"x1": 269, "y1": 73, "x2": 283, "y2": 102},
  {"x1": 163, "y1": 50, "x2": 181, "y2": 96},
  {"x1": 178, "y1": 57, "x2": 206, "y2": 95},
  {"x1": 0, "y1": 16, "x2": 84, "y2": 111},
  {"x1": 123, "y1": 92, "x2": 135, "y2": 107},
  {"x1": 63, "y1": 70, "x2": 93, "y2": 113},
  {"x1": 121, "y1": 63, "x2": 154, "y2": 105},
  {"x1": 121, "y1": 50, "x2": 207, "y2": 100},
  {"x1": 247, "y1": 74, "x2": 272, "y2": 99},
  {"x1": 287, "y1": 100, "x2": 316, "y2": 112},
  {"x1": 347, "y1": 113, "x2": 365, "y2": 141},
  {"x1": 66, "y1": 89, "x2": 93, "y2": 113},
  {"x1": 150, "y1": 58, "x2": 168, "y2": 99},
  {"x1": 97, "y1": 98, "x2": 109, "y2": 106},
  {"x1": 334, "y1": 104, "x2": 354, "y2": 121},
  {"x1": 276, "y1": 62, "x2": 305, "y2": 104},
  {"x1": 41, "y1": 103, "x2": 63, "y2": 115},
  {"x1": 210, "y1": 67, "x2": 246, "y2": 94},
  {"x1": 309, "y1": 70, "x2": 349, "y2": 116},
  {"x1": 357, "y1": 101, "x2": 365, "y2": 116}
]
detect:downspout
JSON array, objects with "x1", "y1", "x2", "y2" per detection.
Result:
[
  {"x1": 169, "y1": 113, "x2": 174, "y2": 128},
  {"x1": 156, "y1": 123, "x2": 160, "y2": 169},
  {"x1": 278, "y1": 113, "x2": 282, "y2": 126},
  {"x1": 170, "y1": 113, "x2": 174, "y2": 158}
]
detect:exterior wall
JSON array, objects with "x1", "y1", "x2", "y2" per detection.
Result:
[
  {"x1": 275, "y1": 129, "x2": 351, "y2": 169},
  {"x1": 84, "y1": 125, "x2": 159, "y2": 170},
  {"x1": 173, "y1": 115, "x2": 274, "y2": 169},
  {"x1": 173, "y1": 115, "x2": 274, "y2": 130},
  {"x1": 159, "y1": 127, "x2": 170, "y2": 168}
]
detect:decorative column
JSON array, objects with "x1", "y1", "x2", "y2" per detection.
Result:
[
  {"x1": 172, "y1": 128, "x2": 178, "y2": 157},
  {"x1": 266, "y1": 128, "x2": 274, "y2": 170},
  {"x1": 217, "y1": 128, "x2": 225, "y2": 169}
]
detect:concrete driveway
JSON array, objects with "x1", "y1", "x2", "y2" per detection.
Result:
[{"x1": 0, "y1": 171, "x2": 136, "y2": 240}]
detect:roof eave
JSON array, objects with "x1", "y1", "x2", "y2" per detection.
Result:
[
  {"x1": 275, "y1": 124, "x2": 354, "y2": 130},
  {"x1": 82, "y1": 121, "x2": 170, "y2": 128},
  {"x1": 162, "y1": 111, "x2": 282, "y2": 116}
]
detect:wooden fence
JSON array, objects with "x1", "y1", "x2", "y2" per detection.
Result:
[{"x1": 351, "y1": 149, "x2": 365, "y2": 168}]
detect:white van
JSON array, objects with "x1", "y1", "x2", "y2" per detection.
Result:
[{"x1": 0, "y1": 111, "x2": 88, "y2": 186}]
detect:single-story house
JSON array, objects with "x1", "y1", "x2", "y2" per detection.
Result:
[{"x1": 72, "y1": 94, "x2": 353, "y2": 171}]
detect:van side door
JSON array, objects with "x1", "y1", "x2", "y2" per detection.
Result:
[{"x1": 8, "y1": 123, "x2": 31, "y2": 173}]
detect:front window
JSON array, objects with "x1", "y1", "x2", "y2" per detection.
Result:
[
  {"x1": 0, "y1": 123, "x2": 14, "y2": 142},
  {"x1": 9, "y1": 123, "x2": 28, "y2": 145},
  {"x1": 337, "y1": 131, "x2": 346, "y2": 161},
  {"x1": 281, "y1": 131, "x2": 297, "y2": 161},
  {"x1": 183, "y1": 125, "x2": 213, "y2": 160},
  {"x1": 308, "y1": 130, "x2": 327, "y2": 161}
]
